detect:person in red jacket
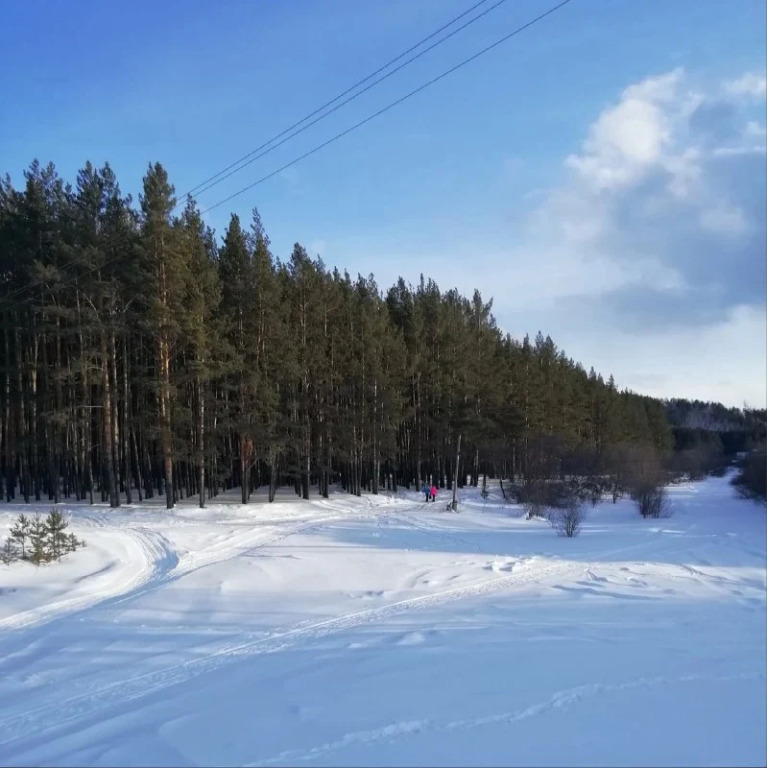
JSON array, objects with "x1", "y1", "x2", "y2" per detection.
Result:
[{"x1": 430, "y1": 484, "x2": 438, "y2": 503}]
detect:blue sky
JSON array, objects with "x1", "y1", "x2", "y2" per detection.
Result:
[{"x1": 1, "y1": 0, "x2": 765, "y2": 407}]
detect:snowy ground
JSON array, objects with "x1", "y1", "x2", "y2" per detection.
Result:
[{"x1": 0, "y1": 474, "x2": 765, "y2": 767}]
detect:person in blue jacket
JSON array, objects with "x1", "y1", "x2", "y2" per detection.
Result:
[{"x1": 421, "y1": 483, "x2": 431, "y2": 502}]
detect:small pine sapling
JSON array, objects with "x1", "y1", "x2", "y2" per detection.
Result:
[
  {"x1": 65, "y1": 532, "x2": 84, "y2": 553},
  {"x1": 45, "y1": 509, "x2": 70, "y2": 561},
  {"x1": 10, "y1": 513, "x2": 32, "y2": 560},
  {"x1": 29, "y1": 515, "x2": 50, "y2": 566},
  {"x1": 1, "y1": 537, "x2": 17, "y2": 565}
]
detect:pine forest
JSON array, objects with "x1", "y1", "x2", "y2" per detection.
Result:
[{"x1": 0, "y1": 160, "x2": 756, "y2": 510}]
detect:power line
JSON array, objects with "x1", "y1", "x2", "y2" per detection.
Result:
[
  {"x1": 180, "y1": 0, "x2": 513, "y2": 205},
  {"x1": 0, "y1": 0, "x2": 511, "y2": 312},
  {"x1": 201, "y1": 0, "x2": 574, "y2": 215},
  {"x1": 182, "y1": 3, "x2": 502, "y2": 200},
  {"x1": 0, "y1": 0, "x2": 574, "y2": 312}
]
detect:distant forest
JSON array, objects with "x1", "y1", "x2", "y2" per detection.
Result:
[{"x1": 0, "y1": 161, "x2": 764, "y2": 508}]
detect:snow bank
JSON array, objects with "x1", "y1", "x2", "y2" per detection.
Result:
[{"x1": 0, "y1": 474, "x2": 764, "y2": 766}]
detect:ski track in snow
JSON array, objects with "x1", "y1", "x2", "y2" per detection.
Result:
[
  {"x1": 0, "y1": 493, "x2": 397, "y2": 631},
  {"x1": 0, "y1": 476, "x2": 764, "y2": 765},
  {"x1": 0, "y1": 525, "x2": 177, "y2": 631},
  {"x1": 0, "y1": 519, "x2": 696, "y2": 750},
  {"x1": 0, "y1": 495, "x2": 410, "y2": 744},
  {"x1": 247, "y1": 671, "x2": 766, "y2": 766}
]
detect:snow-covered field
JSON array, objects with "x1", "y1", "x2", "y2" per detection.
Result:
[{"x1": 0, "y1": 474, "x2": 764, "y2": 767}]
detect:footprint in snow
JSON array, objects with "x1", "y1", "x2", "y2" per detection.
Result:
[
  {"x1": 584, "y1": 569, "x2": 607, "y2": 583},
  {"x1": 394, "y1": 631, "x2": 433, "y2": 646},
  {"x1": 346, "y1": 590, "x2": 385, "y2": 600}
]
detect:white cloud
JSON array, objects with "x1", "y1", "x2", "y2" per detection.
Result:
[
  {"x1": 504, "y1": 68, "x2": 765, "y2": 405},
  {"x1": 530, "y1": 305, "x2": 767, "y2": 408},
  {"x1": 532, "y1": 68, "x2": 763, "y2": 272},
  {"x1": 699, "y1": 205, "x2": 749, "y2": 236},
  {"x1": 724, "y1": 72, "x2": 767, "y2": 99},
  {"x1": 712, "y1": 145, "x2": 767, "y2": 157},
  {"x1": 745, "y1": 120, "x2": 767, "y2": 139},
  {"x1": 622, "y1": 67, "x2": 684, "y2": 102},
  {"x1": 664, "y1": 148, "x2": 703, "y2": 199},
  {"x1": 564, "y1": 69, "x2": 684, "y2": 192},
  {"x1": 319, "y1": 69, "x2": 765, "y2": 407}
]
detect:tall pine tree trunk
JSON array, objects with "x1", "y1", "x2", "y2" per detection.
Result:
[
  {"x1": 101, "y1": 337, "x2": 119, "y2": 508},
  {"x1": 30, "y1": 335, "x2": 40, "y2": 501},
  {"x1": 4, "y1": 324, "x2": 14, "y2": 501},
  {"x1": 268, "y1": 449, "x2": 278, "y2": 503},
  {"x1": 159, "y1": 331, "x2": 173, "y2": 509},
  {"x1": 197, "y1": 376, "x2": 205, "y2": 508},
  {"x1": 240, "y1": 435, "x2": 249, "y2": 504},
  {"x1": 451, "y1": 433, "x2": 462, "y2": 511},
  {"x1": 122, "y1": 333, "x2": 132, "y2": 504}
]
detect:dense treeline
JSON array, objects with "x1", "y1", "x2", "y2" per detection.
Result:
[
  {"x1": 665, "y1": 398, "x2": 766, "y2": 436},
  {"x1": 1, "y1": 160, "x2": 675, "y2": 508},
  {"x1": 665, "y1": 399, "x2": 766, "y2": 481}
]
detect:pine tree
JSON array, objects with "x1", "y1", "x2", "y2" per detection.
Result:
[
  {"x1": 178, "y1": 198, "x2": 221, "y2": 507},
  {"x1": 2, "y1": 537, "x2": 17, "y2": 565},
  {"x1": 0, "y1": 157, "x2": 691, "y2": 506},
  {"x1": 45, "y1": 509, "x2": 69, "y2": 560},
  {"x1": 66, "y1": 532, "x2": 84, "y2": 553},
  {"x1": 10, "y1": 513, "x2": 31, "y2": 559},
  {"x1": 140, "y1": 163, "x2": 185, "y2": 509},
  {"x1": 29, "y1": 515, "x2": 49, "y2": 565},
  {"x1": 250, "y1": 209, "x2": 290, "y2": 501},
  {"x1": 218, "y1": 213, "x2": 257, "y2": 502}
]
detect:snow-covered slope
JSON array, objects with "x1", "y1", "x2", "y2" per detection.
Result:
[{"x1": 0, "y1": 475, "x2": 764, "y2": 766}]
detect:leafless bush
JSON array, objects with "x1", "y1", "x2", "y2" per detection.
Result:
[
  {"x1": 613, "y1": 444, "x2": 673, "y2": 519},
  {"x1": 521, "y1": 479, "x2": 548, "y2": 520},
  {"x1": 606, "y1": 442, "x2": 669, "y2": 506},
  {"x1": 520, "y1": 479, "x2": 575, "y2": 517},
  {"x1": 633, "y1": 484, "x2": 672, "y2": 519},
  {"x1": 552, "y1": 500, "x2": 585, "y2": 537}
]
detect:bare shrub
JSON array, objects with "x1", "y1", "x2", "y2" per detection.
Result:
[
  {"x1": 616, "y1": 444, "x2": 673, "y2": 519},
  {"x1": 553, "y1": 500, "x2": 585, "y2": 537},
  {"x1": 520, "y1": 480, "x2": 572, "y2": 520},
  {"x1": 633, "y1": 484, "x2": 671, "y2": 519},
  {"x1": 521, "y1": 480, "x2": 548, "y2": 520},
  {"x1": 568, "y1": 478, "x2": 603, "y2": 507},
  {"x1": 606, "y1": 442, "x2": 668, "y2": 505}
]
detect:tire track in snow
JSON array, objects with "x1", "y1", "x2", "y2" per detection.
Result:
[{"x1": 248, "y1": 672, "x2": 765, "y2": 766}]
